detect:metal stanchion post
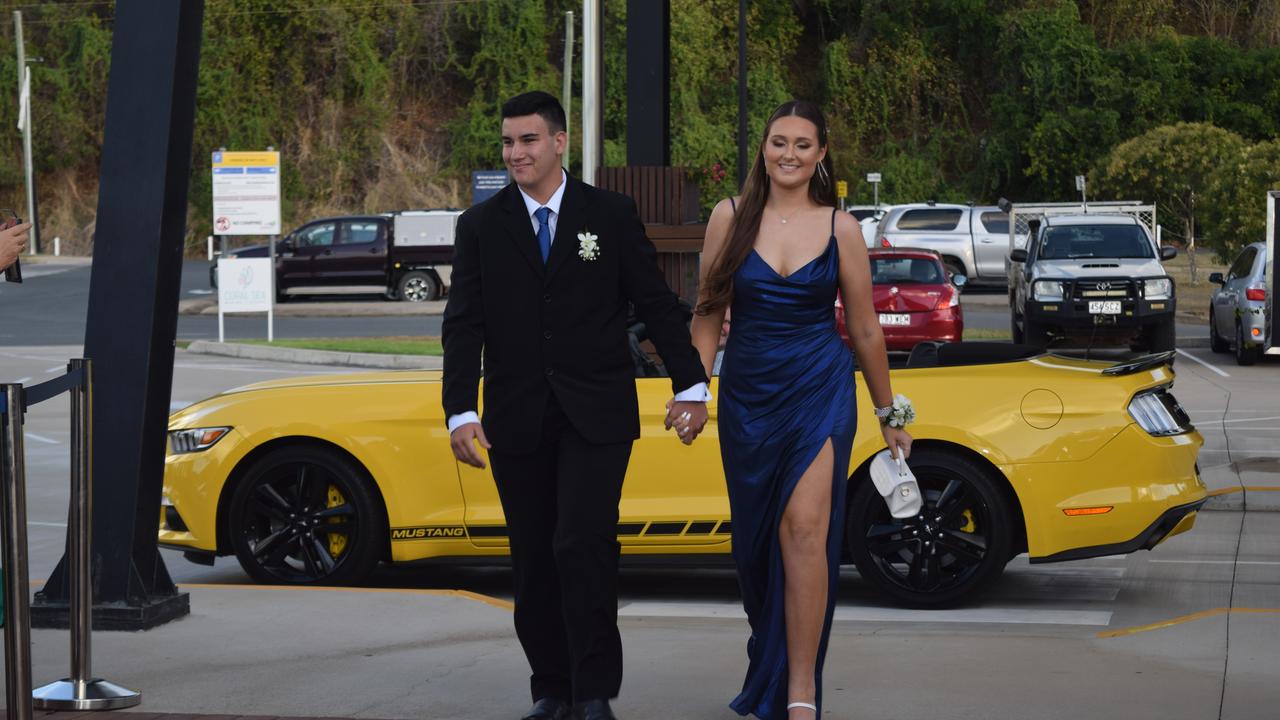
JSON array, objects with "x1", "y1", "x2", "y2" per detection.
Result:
[
  {"x1": 34, "y1": 359, "x2": 141, "y2": 710},
  {"x1": 1, "y1": 383, "x2": 34, "y2": 720}
]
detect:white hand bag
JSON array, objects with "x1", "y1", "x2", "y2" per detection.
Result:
[{"x1": 868, "y1": 447, "x2": 922, "y2": 519}]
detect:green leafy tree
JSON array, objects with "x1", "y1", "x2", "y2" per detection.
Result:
[
  {"x1": 1096, "y1": 122, "x2": 1247, "y2": 281},
  {"x1": 1203, "y1": 139, "x2": 1280, "y2": 261}
]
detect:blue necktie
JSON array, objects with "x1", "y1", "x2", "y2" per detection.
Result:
[{"x1": 534, "y1": 207, "x2": 552, "y2": 264}]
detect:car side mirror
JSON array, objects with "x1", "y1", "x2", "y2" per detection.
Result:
[
  {"x1": 1010, "y1": 248, "x2": 1028, "y2": 263},
  {"x1": 1159, "y1": 245, "x2": 1177, "y2": 260},
  {"x1": 1209, "y1": 272, "x2": 1225, "y2": 285},
  {"x1": 952, "y1": 274, "x2": 967, "y2": 287}
]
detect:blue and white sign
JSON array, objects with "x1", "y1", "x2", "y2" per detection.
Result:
[
  {"x1": 472, "y1": 170, "x2": 510, "y2": 206},
  {"x1": 212, "y1": 150, "x2": 282, "y2": 235}
]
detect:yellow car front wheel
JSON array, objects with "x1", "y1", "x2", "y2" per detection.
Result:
[{"x1": 227, "y1": 445, "x2": 385, "y2": 585}]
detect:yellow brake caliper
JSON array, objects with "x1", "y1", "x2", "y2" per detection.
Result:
[
  {"x1": 958, "y1": 508, "x2": 977, "y2": 534},
  {"x1": 327, "y1": 485, "x2": 348, "y2": 557}
]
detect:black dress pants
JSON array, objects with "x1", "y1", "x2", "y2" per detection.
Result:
[{"x1": 488, "y1": 393, "x2": 632, "y2": 704}]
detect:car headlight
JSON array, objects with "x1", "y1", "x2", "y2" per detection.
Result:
[
  {"x1": 1144, "y1": 277, "x2": 1173, "y2": 300},
  {"x1": 1033, "y1": 280, "x2": 1064, "y2": 302},
  {"x1": 168, "y1": 427, "x2": 232, "y2": 454},
  {"x1": 1128, "y1": 388, "x2": 1193, "y2": 436}
]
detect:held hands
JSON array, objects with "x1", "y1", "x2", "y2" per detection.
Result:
[
  {"x1": 665, "y1": 399, "x2": 708, "y2": 445},
  {"x1": 449, "y1": 422, "x2": 491, "y2": 469}
]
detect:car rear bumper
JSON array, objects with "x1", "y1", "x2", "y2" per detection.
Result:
[
  {"x1": 1012, "y1": 424, "x2": 1206, "y2": 560},
  {"x1": 839, "y1": 306, "x2": 963, "y2": 351},
  {"x1": 1030, "y1": 498, "x2": 1204, "y2": 563}
]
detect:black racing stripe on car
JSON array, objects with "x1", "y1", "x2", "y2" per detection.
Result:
[
  {"x1": 687, "y1": 521, "x2": 717, "y2": 535},
  {"x1": 644, "y1": 522, "x2": 689, "y2": 536},
  {"x1": 714, "y1": 521, "x2": 732, "y2": 535},
  {"x1": 466, "y1": 525, "x2": 509, "y2": 538},
  {"x1": 617, "y1": 523, "x2": 646, "y2": 536}
]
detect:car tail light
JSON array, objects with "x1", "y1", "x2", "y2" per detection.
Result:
[
  {"x1": 1128, "y1": 387, "x2": 1193, "y2": 436},
  {"x1": 1246, "y1": 287, "x2": 1266, "y2": 301},
  {"x1": 936, "y1": 287, "x2": 960, "y2": 310},
  {"x1": 879, "y1": 237, "x2": 892, "y2": 248}
]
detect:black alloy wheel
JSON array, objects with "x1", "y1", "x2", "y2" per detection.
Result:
[
  {"x1": 848, "y1": 447, "x2": 1013, "y2": 608},
  {"x1": 229, "y1": 445, "x2": 385, "y2": 585},
  {"x1": 1208, "y1": 308, "x2": 1228, "y2": 353}
]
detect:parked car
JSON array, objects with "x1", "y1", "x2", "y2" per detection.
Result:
[
  {"x1": 874, "y1": 203, "x2": 1018, "y2": 285},
  {"x1": 1209, "y1": 241, "x2": 1267, "y2": 365},
  {"x1": 1009, "y1": 213, "x2": 1178, "y2": 352},
  {"x1": 210, "y1": 211, "x2": 460, "y2": 302},
  {"x1": 161, "y1": 342, "x2": 1205, "y2": 608},
  {"x1": 848, "y1": 204, "x2": 890, "y2": 248},
  {"x1": 835, "y1": 249, "x2": 964, "y2": 351}
]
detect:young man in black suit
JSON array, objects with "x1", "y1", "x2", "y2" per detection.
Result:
[{"x1": 442, "y1": 91, "x2": 710, "y2": 720}]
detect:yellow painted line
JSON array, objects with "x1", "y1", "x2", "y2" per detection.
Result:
[
  {"x1": 1206, "y1": 486, "x2": 1280, "y2": 497},
  {"x1": 176, "y1": 582, "x2": 514, "y2": 611},
  {"x1": 1098, "y1": 607, "x2": 1280, "y2": 638}
]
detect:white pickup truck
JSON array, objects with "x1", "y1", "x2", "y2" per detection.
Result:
[{"x1": 873, "y1": 202, "x2": 1018, "y2": 286}]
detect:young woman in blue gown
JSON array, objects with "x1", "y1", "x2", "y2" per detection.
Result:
[{"x1": 677, "y1": 101, "x2": 913, "y2": 720}]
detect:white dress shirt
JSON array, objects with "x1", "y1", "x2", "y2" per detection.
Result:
[{"x1": 447, "y1": 171, "x2": 710, "y2": 434}]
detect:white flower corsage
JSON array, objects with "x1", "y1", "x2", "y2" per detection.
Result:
[
  {"x1": 882, "y1": 394, "x2": 916, "y2": 428},
  {"x1": 577, "y1": 230, "x2": 600, "y2": 261}
]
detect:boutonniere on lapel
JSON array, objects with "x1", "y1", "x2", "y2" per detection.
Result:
[{"x1": 577, "y1": 229, "x2": 600, "y2": 261}]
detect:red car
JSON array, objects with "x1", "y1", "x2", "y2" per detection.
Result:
[{"x1": 836, "y1": 248, "x2": 964, "y2": 351}]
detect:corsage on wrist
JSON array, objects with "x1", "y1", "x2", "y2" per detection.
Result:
[{"x1": 874, "y1": 394, "x2": 915, "y2": 428}]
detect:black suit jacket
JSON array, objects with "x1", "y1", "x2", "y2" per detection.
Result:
[{"x1": 442, "y1": 176, "x2": 708, "y2": 455}]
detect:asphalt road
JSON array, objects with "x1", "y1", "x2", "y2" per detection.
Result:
[
  {"x1": 1, "y1": 259, "x2": 442, "y2": 345},
  {"x1": 1, "y1": 345, "x2": 1276, "y2": 719}
]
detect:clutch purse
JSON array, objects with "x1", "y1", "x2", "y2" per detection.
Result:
[{"x1": 868, "y1": 447, "x2": 922, "y2": 519}]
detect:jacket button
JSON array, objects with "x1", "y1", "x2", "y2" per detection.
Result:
[
  {"x1": 545, "y1": 368, "x2": 555, "y2": 376},
  {"x1": 543, "y1": 294, "x2": 552, "y2": 303},
  {"x1": 543, "y1": 331, "x2": 552, "y2": 340}
]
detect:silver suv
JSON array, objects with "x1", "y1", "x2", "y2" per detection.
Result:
[
  {"x1": 875, "y1": 203, "x2": 1014, "y2": 285},
  {"x1": 1209, "y1": 242, "x2": 1267, "y2": 365}
]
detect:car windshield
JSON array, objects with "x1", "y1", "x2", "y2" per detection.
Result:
[
  {"x1": 870, "y1": 257, "x2": 943, "y2": 284},
  {"x1": 1040, "y1": 224, "x2": 1152, "y2": 260}
]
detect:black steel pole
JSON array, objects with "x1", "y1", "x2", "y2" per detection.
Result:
[
  {"x1": 737, "y1": 0, "x2": 749, "y2": 189},
  {"x1": 32, "y1": 0, "x2": 204, "y2": 631}
]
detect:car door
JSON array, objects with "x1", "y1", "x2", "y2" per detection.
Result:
[
  {"x1": 280, "y1": 221, "x2": 336, "y2": 286},
  {"x1": 1217, "y1": 247, "x2": 1255, "y2": 332},
  {"x1": 973, "y1": 209, "x2": 1011, "y2": 279},
  {"x1": 310, "y1": 219, "x2": 388, "y2": 286}
]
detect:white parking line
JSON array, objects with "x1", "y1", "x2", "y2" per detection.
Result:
[
  {"x1": 1150, "y1": 559, "x2": 1280, "y2": 566},
  {"x1": 1175, "y1": 349, "x2": 1229, "y2": 377},
  {"x1": 618, "y1": 601, "x2": 1112, "y2": 627},
  {"x1": 1222, "y1": 415, "x2": 1280, "y2": 424}
]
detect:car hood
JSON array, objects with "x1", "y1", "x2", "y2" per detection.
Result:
[{"x1": 1031, "y1": 258, "x2": 1166, "y2": 280}]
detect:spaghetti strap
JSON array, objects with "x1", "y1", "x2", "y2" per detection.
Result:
[
  {"x1": 830, "y1": 207, "x2": 837, "y2": 239},
  {"x1": 730, "y1": 196, "x2": 737, "y2": 213}
]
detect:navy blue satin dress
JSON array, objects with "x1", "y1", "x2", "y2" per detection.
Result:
[{"x1": 719, "y1": 209, "x2": 856, "y2": 719}]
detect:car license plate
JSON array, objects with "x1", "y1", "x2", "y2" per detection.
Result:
[
  {"x1": 879, "y1": 313, "x2": 911, "y2": 326},
  {"x1": 1089, "y1": 301, "x2": 1122, "y2": 315}
]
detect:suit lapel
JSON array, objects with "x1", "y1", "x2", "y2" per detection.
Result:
[
  {"x1": 545, "y1": 177, "x2": 586, "y2": 282},
  {"x1": 499, "y1": 184, "x2": 545, "y2": 277}
]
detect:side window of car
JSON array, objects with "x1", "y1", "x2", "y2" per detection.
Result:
[
  {"x1": 895, "y1": 209, "x2": 962, "y2": 232},
  {"x1": 298, "y1": 223, "x2": 336, "y2": 248},
  {"x1": 1228, "y1": 247, "x2": 1256, "y2": 281},
  {"x1": 979, "y1": 212, "x2": 1010, "y2": 234},
  {"x1": 341, "y1": 221, "x2": 383, "y2": 245}
]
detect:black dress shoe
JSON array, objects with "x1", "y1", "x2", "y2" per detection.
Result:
[
  {"x1": 521, "y1": 697, "x2": 572, "y2": 720},
  {"x1": 573, "y1": 699, "x2": 617, "y2": 720}
]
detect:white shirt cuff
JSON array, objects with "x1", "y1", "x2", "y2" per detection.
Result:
[
  {"x1": 447, "y1": 411, "x2": 480, "y2": 434},
  {"x1": 674, "y1": 382, "x2": 712, "y2": 403}
]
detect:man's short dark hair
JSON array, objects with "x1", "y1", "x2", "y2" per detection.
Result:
[{"x1": 501, "y1": 91, "x2": 567, "y2": 135}]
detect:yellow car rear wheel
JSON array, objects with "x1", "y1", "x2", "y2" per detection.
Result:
[
  {"x1": 227, "y1": 445, "x2": 385, "y2": 585},
  {"x1": 847, "y1": 446, "x2": 1013, "y2": 608}
]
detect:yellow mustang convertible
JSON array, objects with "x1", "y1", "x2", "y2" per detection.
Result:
[{"x1": 161, "y1": 342, "x2": 1205, "y2": 607}]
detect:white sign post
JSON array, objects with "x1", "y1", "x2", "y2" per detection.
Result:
[
  {"x1": 866, "y1": 172, "x2": 882, "y2": 207},
  {"x1": 216, "y1": 258, "x2": 274, "y2": 343}
]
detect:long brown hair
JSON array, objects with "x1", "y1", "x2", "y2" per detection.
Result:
[{"x1": 696, "y1": 100, "x2": 838, "y2": 316}]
